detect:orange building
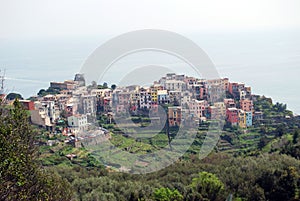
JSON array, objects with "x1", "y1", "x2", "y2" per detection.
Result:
[
  {"x1": 240, "y1": 99, "x2": 253, "y2": 112},
  {"x1": 168, "y1": 106, "x2": 182, "y2": 126}
]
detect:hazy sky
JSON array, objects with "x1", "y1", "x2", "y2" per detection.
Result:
[
  {"x1": 1, "y1": 0, "x2": 300, "y2": 39},
  {"x1": 1, "y1": 0, "x2": 300, "y2": 113}
]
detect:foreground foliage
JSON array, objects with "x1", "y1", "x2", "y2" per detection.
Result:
[
  {"x1": 49, "y1": 153, "x2": 300, "y2": 201},
  {"x1": 0, "y1": 100, "x2": 72, "y2": 201}
]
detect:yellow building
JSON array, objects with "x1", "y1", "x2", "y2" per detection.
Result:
[
  {"x1": 238, "y1": 109, "x2": 246, "y2": 128},
  {"x1": 151, "y1": 90, "x2": 158, "y2": 103}
]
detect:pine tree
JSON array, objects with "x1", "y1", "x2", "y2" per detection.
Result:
[{"x1": 0, "y1": 99, "x2": 72, "y2": 201}]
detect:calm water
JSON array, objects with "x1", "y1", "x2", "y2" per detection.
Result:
[{"x1": 0, "y1": 30, "x2": 299, "y2": 114}]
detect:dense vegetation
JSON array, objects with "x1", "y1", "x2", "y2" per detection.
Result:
[
  {"x1": 1, "y1": 96, "x2": 300, "y2": 200},
  {"x1": 6, "y1": 92, "x2": 23, "y2": 100},
  {"x1": 0, "y1": 100, "x2": 72, "y2": 201},
  {"x1": 45, "y1": 152, "x2": 300, "y2": 201},
  {"x1": 37, "y1": 87, "x2": 61, "y2": 97}
]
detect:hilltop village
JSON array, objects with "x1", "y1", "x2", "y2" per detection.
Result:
[{"x1": 12, "y1": 73, "x2": 263, "y2": 144}]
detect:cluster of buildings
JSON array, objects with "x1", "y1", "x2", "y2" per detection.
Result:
[
  {"x1": 17, "y1": 74, "x2": 98, "y2": 136},
  {"x1": 3, "y1": 73, "x2": 262, "y2": 138},
  {"x1": 112, "y1": 73, "x2": 258, "y2": 128}
]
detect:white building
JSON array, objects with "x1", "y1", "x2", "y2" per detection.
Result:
[
  {"x1": 67, "y1": 114, "x2": 88, "y2": 134},
  {"x1": 91, "y1": 88, "x2": 112, "y2": 98},
  {"x1": 188, "y1": 99, "x2": 208, "y2": 119},
  {"x1": 165, "y1": 80, "x2": 187, "y2": 92}
]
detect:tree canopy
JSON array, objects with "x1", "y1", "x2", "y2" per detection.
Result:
[
  {"x1": 6, "y1": 92, "x2": 23, "y2": 100},
  {"x1": 0, "y1": 100, "x2": 72, "y2": 201}
]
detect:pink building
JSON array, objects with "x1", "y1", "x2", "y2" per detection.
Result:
[
  {"x1": 118, "y1": 92, "x2": 131, "y2": 105},
  {"x1": 116, "y1": 104, "x2": 126, "y2": 113},
  {"x1": 224, "y1": 99, "x2": 236, "y2": 108},
  {"x1": 228, "y1": 82, "x2": 239, "y2": 96},
  {"x1": 226, "y1": 108, "x2": 239, "y2": 125},
  {"x1": 240, "y1": 99, "x2": 253, "y2": 112},
  {"x1": 150, "y1": 103, "x2": 159, "y2": 114}
]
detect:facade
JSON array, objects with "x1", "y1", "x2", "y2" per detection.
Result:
[
  {"x1": 139, "y1": 88, "x2": 152, "y2": 109},
  {"x1": 157, "y1": 90, "x2": 169, "y2": 104},
  {"x1": 188, "y1": 99, "x2": 208, "y2": 119},
  {"x1": 168, "y1": 106, "x2": 182, "y2": 126},
  {"x1": 168, "y1": 91, "x2": 181, "y2": 106},
  {"x1": 206, "y1": 84, "x2": 224, "y2": 103},
  {"x1": 228, "y1": 82, "x2": 245, "y2": 99},
  {"x1": 19, "y1": 100, "x2": 35, "y2": 110},
  {"x1": 30, "y1": 101, "x2": 58, "y2": 129},
  {"x1": 116, "y1": 104, "x2": 126, "y2": 114},
  {"x1": 116, "y1": 91, "x2": 131, "y2": 105},
  {"x1": 67, "y1": 114, "x2": 88, "y2": 134},
  {"x1": 50, "y1": 82, "x2": 67, "y2": 90},
  {"x1": 208, "y1": 106, "x2": 217, "y2": 119},
  {"x1": 240, "y1": 99, "x2": 253, "y2": 112},
  {"x1": 226, "y1": 108, "x2": 239, "y2": 126},
  {"x1": 50, "y1": 80, "x2": 77, "y2": 91},
  {"x1": 79, "y1": 95, "x2": 97, "y2": 122},
  {"x1": 224, "y1": 98, "x2": 236, "y2": 108},
  {"x1": 213, "y1": 102, "x2": 226, "y2": 118},
  {"x1": 238, "y1": 110, "x2": 246, "y2": 128},
  {"x1": 181, "y1": 91, "x2": 192, "y2": 106},
  {"x1": 165, "y1": 80, "x2": 187, "y2": 92},
  {"x1": 150, "y1": 90, "x2": 158, "y2": 104},
  {"x1": 228, "y1": 82, "x2": 239, "y2": 97},
  {"x1": 91, "y1": 88, "x2": 112, "y2": 98},
  {"x1": 240, "y1": 90, "x2": 247, "y2": 100},
  {"x1": 246, "y1": 111, "x2": 253, "y2": 127}
]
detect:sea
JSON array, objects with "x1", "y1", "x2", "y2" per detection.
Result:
[{"x1": 0, "y1": 29, "x2": 299, "y2": 114}]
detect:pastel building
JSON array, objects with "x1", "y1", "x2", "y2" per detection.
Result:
[
  {"x1": 130, "y1": 90, "x2": 140, "y2": 106},
  {"x1": 228, "y1": 82, "x2": 245, "y2": 99},
  {"x1": 238, "y1": 110, "x2": 246, "y2": 128},
  {"x1": 30, "y1": 101, "x2": 59, "y2": 129},
  {"x1": 240, "y1": 99, "x2": 253, "y2": 112},
  {"x1": 78, "y1": 95, "x2": 97, "y2": 123},
  {"x1": 191, "y1": 84, "x2": 202, "y2": 100},
  {"x1": 181, "y1": 91, "x2": 192, "y2": 106},
  {"x1": 117, "y1": 91, "x2": 131, "y2": 105},
  {"x1": 188, "y1": 99, "x2": 208, "y2": 119},
  {"x1": 168, "y1": 106, "x2": 182, "y2": 126},
  {"x1": 206, "y1": 84, "x2": 225, "y2": 103},
  {"x1": 139, "y1": 88, "x2": 152, "y2": 109},
  {"x1": 67, "y1": 114, "x2": 88, "y2": 134},
  {"x1": 151, "y1": 90, "x2": 158, "y2": 104},
  {"x1": 208, "y1": 106, "x2": 218, "y2": 119},
  {"x1": 91, "y1": 88, "x2": 112, "y2": 98},
  {"x1": 224, "y1": 99, "x2": 236, "y2": 108},
  {"x1": 165, "y1": 80, "x2": 187, "y2": 92},
  {"x1": 206, "y1": 78, "x2": 228, "y2": 88},
  {"x1": 213, "y1": 102, "x2": 226, "y2": 118},
  {"x1": 116, "y1": 104, "x2": 126, "y2": 114},
  {"x1": 246, "y1": 111, "x2": 253, "y2": 127},
  {"x1": 228, "y1": 82, "x2": 239, "y2": 97},
  {"x1": 226, "y1": 108, "x2": 239, "y2": 126},
  {"x1": 168, "y1": 91, "x2": 181, "y2": 106},
  {"x1": 157, "y1": 90, "x2": 169, "y2": 104}
]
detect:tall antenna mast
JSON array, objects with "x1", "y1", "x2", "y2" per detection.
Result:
[{"x1": 0, "y1": 69, "x2": 6, "y2": 93}]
